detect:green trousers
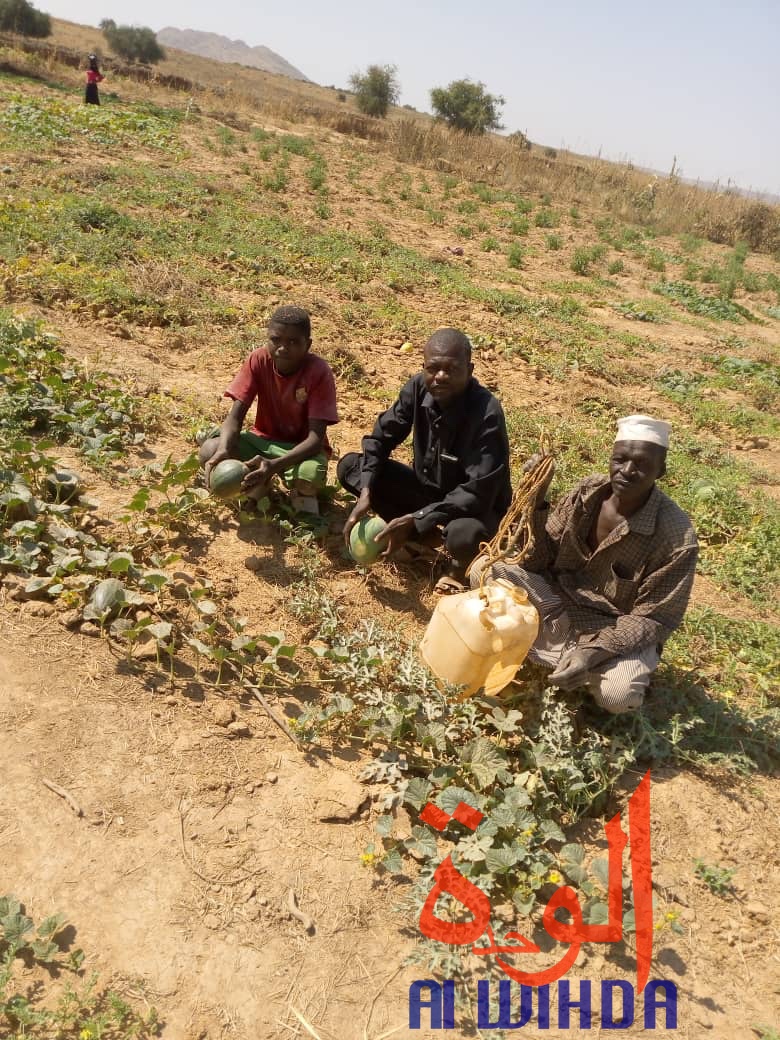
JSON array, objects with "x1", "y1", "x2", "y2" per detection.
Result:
[{"x1": 208, "y1": 430, "x2": 328, "y2": 493}]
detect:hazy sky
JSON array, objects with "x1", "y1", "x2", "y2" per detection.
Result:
[{"x1": 39, "y1": 0, "x2": 780, "y2": 195}]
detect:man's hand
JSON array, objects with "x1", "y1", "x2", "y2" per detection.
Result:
[
  {"x1": 242, "y1": 455, "x2": 278, "y2": 491},
  {"x1": 343, "y1": 488, "x2": 372, "y2": 547},
  {"x1": 523, "y1": 452, "x2": 555, "y2": 503},
  {"x1": 375, "y1": 514, "x2": 416, "y2": 557},
  {"x1": 549, "y1": 647, "x2": 608, "y2": 691},
  {"x1": 204, "y1": 444, "x2": 234, "y2": 481}
]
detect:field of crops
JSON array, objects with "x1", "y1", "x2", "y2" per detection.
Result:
[{"x1": 1, "y1": 40, "x2": 779, "y2": 1040}]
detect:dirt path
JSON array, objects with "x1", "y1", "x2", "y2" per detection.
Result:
[
  {"x1": 2, "y1": 618, "x2": 779, "y2": 1039},
  {"x1": 0, "y1": 621, "x2": 433, "y2": 1039}
]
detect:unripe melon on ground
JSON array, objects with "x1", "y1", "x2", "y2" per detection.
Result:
[
  {"x1": 349, "y1": 516, "x2": 387, "y2": 566},
  {"x1": 209, "y1": 459, "x2": 249, "y2": 500}
]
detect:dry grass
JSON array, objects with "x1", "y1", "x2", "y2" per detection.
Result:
[
  {"x1": 385, "y1": 118, "x2": 779, "y2": 251},
  {"x1": 127, "y1": 257, "x2": 189, "y2": 297},
  {"x1": 3, "y1": 19, "x2": 778, "y2": 254}
]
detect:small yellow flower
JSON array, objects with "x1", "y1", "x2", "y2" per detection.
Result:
[
  {"x1": 654, "y1": 921, "x2": 664, "y2": 931},
  {"x1": 548, "y1": 870, "x2": 563, "y2": 884},
  {"x1": 80, "y1": 1030, "x2": 94, "y2": 1040},
  {"x1": 665, "y1": 910, "x2": 679, "y2": 921},
  {"x1": 360, "y1": 852, "x2": 375, "y2": 867}
]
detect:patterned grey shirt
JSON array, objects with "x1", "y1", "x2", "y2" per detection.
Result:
[{"x1": 525, "y1": 475, "x2": 698, "y2": 657}]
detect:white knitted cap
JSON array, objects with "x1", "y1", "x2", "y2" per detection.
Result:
[{"x1": 615, "y1": 414, "x2": 670, "y2": 448}]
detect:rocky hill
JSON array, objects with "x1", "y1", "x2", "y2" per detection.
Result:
[{"x1": 156, "y1": 26, "x2": 309, "y2": 81}]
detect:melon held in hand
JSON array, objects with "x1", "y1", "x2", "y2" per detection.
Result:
[
  {"x1": 209, "y1": 459, "x2": 249, "y2": 500},
  {"x1": 349, "y1": 516, "x2": 387, "y2": 566}
]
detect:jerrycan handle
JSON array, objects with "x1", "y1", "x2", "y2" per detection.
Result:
[
  {"x1": 493, "y1": 578, "x2": 529, "y2": 604},
  {"x1": 479, "y1": 586, "x2": 509, "y2": 630}
]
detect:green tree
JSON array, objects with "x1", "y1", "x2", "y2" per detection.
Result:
[
  {"x1": 0, "y1": 0, "x2": 51, "y2": 37},
  {"x1": 349, "y1": 64, "x2": 400, "y2": 118},
  {"x1": 430, "y1": 79, "x2": 505, "y2": 134},
  {"x1": 100, "y1": 18, "x2": 165, "y2": 64}
]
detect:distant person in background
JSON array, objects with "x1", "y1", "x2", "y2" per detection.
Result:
[{"x1": 85, "y1": 55, "x2": 104, "y2": 106}]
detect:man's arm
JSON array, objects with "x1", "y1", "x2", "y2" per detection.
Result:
[
  {"x1": 519, "y1": 460, "x2": 584, "y2": 573},
  {"x1": 410, "y1": 408, "x2": 509, "y2": 535},
  {"x1": 205, "y1": 351, "x2": 260, "y2": 477},
  {"x1": 358, "y1": 381, "x2": 416, "y2": 491},
  {"x1": 204, "y1": 398, "x2": 250, "y2": 477},
  {"x1": 343, "y1": 382, "x2": 415, "y2": 545}
]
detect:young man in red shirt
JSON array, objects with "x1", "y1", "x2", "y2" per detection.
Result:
[{"x1": 199, "y1": 306, "x2": 339, "y2": 512}]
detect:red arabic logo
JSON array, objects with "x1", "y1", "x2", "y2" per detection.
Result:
[{"x1": 418, "y1": 769, "x2": 653, "y2": 992}]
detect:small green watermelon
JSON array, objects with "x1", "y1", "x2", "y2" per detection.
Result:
[
  {"x1": 209, "y1": 459, "x2": 249, "y2": 501},
  {"x1": 349, "y1": 516, "x2": 387, "y2": 566}
]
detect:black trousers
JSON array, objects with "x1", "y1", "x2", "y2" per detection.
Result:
[
  {"x1": 85, "y1": 83, "x2": 100, "y2": 105},
  {"x1": 337, "y1": 452, "x2": 494, "y2": 567}
]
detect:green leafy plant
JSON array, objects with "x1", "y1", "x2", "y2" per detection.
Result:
[
  {"x1": 0, "y1": 315, "x2": 146, "y2": 464},
  {"x1": 534, "y1": 208, "x2": 558, "y2": 228},
  {"x1": 0, "y1": 94, "x2": 180, "y2": 151},
  {"x1": 615, "y1": 301, "x2": 663, "y2": 322},
  {"x1": 654, "y1": 281, "x2": 756, "y2": 322},
  {"x1": 571, "y1": 244, "x2": 605, "y2": 275},
  {"x1": 645, "y1": 248, "x2": 666, "y2": 272},
  {"x1": 0, "y1": 896, "x2": 158, "y2": 1037},
  {"x1": 305, "y1": 156, "x2": 327, "y2": 193},
  {"x1": 693, "y1": 859, "x2": 736, "y2": 896},
  {"x1": 507, "y1": 243, "x2": 524, "y2": 269}
]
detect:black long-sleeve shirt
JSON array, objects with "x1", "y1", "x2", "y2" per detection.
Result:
[{"x1": 359, "y1": 374, "x2": 512, "y2": 535}]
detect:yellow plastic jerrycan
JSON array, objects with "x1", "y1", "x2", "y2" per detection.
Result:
[{"x1": 421, "y1": 579, "x2": 539, "y2": 699}]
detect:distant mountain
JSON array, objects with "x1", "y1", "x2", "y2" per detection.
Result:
[{"x1": 156, "y1": 27, "x2": 309, "y2": 81}]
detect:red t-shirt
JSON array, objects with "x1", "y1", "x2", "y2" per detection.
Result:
[{"x1": 225, "y1": 347, "x2": 339, "y2": 454}]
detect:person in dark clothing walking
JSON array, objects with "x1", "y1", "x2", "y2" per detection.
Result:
[
  {"x1": 338, "y1": 327, "x2": 512, "y2": 590},
  {"x1": 85, "y1": 54, "x2": 104, "y2": 105}
]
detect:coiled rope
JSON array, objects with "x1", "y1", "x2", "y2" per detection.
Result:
[{"x1": 466, "y1": 448, "x2": 555, "y2": 594}]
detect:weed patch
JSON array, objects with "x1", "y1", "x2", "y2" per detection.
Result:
[
  {"x1": 0, "y1": 895, "x2": 159, "y2": 1038},
  {"x1": 534, "y1": 208, "x2": 558, "y2": 228},
  {"x1": 614, "y1": 300, "x2": 665, "y2": 322},
  {"x1": 654, "y1": 281, "x2": 757, "y2": 322},
  {"x1": 571, "y1": 244, "x2": 606, "y2": 275},
  {"x1": 0, "y1": 314, "x2": 147, "y2": 464},
  {"x1": 0, "y1": 93, "x2": 180, "y2": 152}
]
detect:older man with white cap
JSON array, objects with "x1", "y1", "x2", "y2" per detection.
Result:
[{"x1": 471, "y1": 414, "x2": 698, "y2": 713}]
